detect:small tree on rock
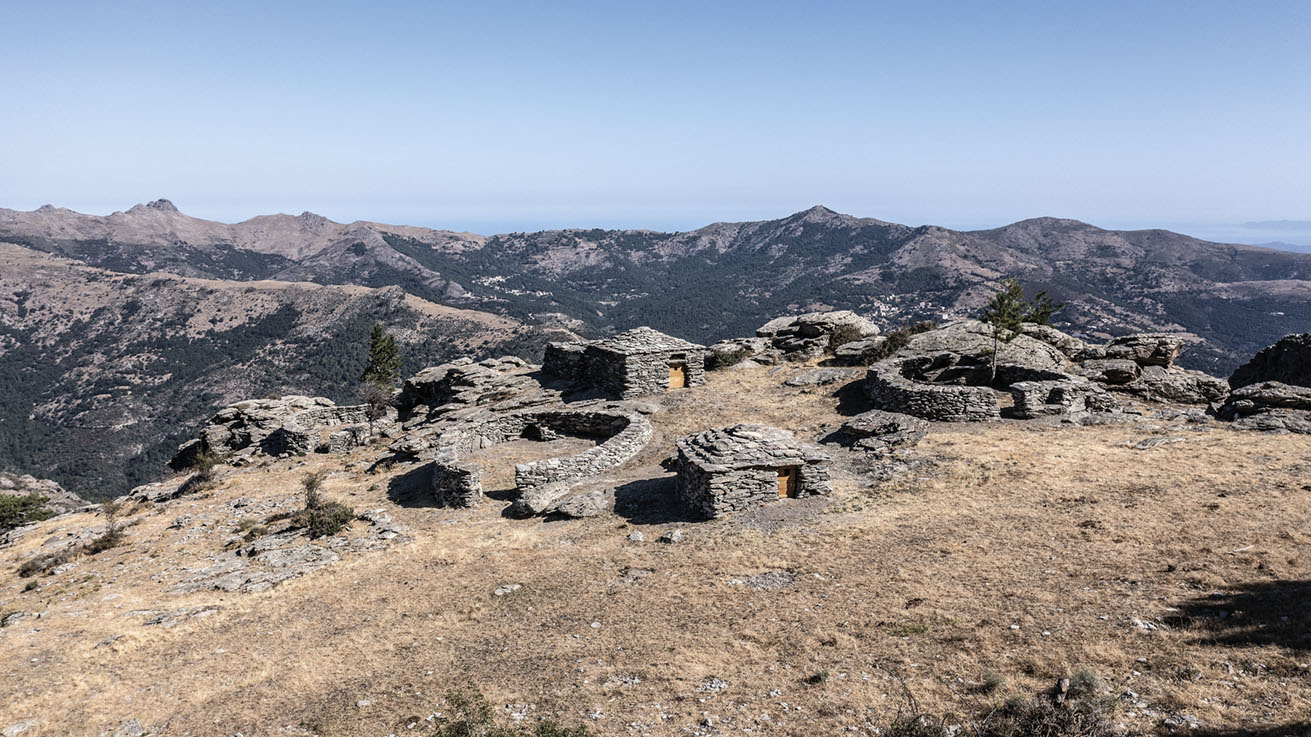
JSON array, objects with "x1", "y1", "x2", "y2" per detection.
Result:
[
  {"x1": 360, "y1": 322, "x2": 402, "y2": 389},
  {"x1": 359, "y1": 381, "x2": 393, "y2": 439},
  {"x1": 980, "y1": 278, "x2": 1064, "y2": 384}
]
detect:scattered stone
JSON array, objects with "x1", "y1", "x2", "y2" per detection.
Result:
[
  {"x1": 626, "y1": 530, "x2": 645, "y2": 543},
  {"x1": 547, "y1": 488, "x2": 613, "y2": 518},
  {"x1": 727, "y1": 571, "x2": 797, "y2": 590},
  {"x1": 1128, "y1": 437, "x2": 1188, "y2": 450},
  {"x1": 657, "y1": 529, "x2": 684, "y2": 544},
  {"x1": 493, "y1": 584, "x2": 522, "y2": 597},
  {"x1": 697, "y1": 678, "x2": 729, "y2": 693},
  {"x1": 113, "y1": 719, "x2": 145, "y2": 737},
  {"x1": 2, "y1": 721, "x2": 35, "y2": 737}
]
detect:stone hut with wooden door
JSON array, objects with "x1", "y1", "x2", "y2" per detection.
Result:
[
  {"x1": 674, "y1": 424, "x2": 831, "y2": 519},
  {"x1": 542, "y1": 326, "x2": 706, "y2": 398}
]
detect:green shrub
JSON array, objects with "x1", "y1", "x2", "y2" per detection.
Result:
[
  {"x1": 826, "y1": 323, "x2": 867, "y2": 352},
  {"x1": 706, "y1": 346, "x2": 751, "y2": 370},
  {"x1": 303, "y1": 502, "x2": 354, "y2": 539},
  {"x1": 0, "y1": 493, "x2": 54, "y2": 533},
  {"x1": 861, "y1": 321, "x2": 937, "y2": 363},
  {"x1": 83, "y1": 528, "x2": 125, "y2": 555}
]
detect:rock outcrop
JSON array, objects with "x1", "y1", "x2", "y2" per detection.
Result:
[
  {"x1": 170, "y1": 395, "x2": 398, "y2": 468},
  {"x1": 756, "y1": 310, "x2": 880, "y2": 359},
  {"x1": 1218, "y1": 381, "x2": 1311, "y2": 434},
  {"x1": 834, "y1": 409, "x2": 928, "y2": 453},
  {"x1": 0, "y1": 473, "x2": 87, "y2": 514},
  {"x1": 892, "y1": 319, "x2": 1069, "y2": 378},
  {"x1": 1009, "y1": 377, "x2": 1117, "y2": 418},
  {"x1": 1229, "y1": 333, "x2": 1311, "y2": 389}
]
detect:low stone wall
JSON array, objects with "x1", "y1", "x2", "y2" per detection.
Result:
[
  {"x1": 425, "y1": 408, "x2": 652, "y2": 513},
  {"x1": 513, "y1": 412, "x2": 653, "y2": 514},
  {"x1": 865, "y1": 359, "x2": 999, "y2": 422}
]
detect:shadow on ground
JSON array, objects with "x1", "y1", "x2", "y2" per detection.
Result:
[
  {"x1": 1163, "y1": 579, "x2": 1311, "y2": 652},
  {"x1": 833, "y1": 379, "x2": 872, "y2": 416},
  {"x1": 613, "y1": 475, "x2": 701, "y2": 525},
  {"x1": 385, "y1": 464, "x2": 438, "y2": 508}
]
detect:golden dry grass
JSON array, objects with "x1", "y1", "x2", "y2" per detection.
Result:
[{"x1": 1, "y1": 363, "x2": 1308, "y2": 736}]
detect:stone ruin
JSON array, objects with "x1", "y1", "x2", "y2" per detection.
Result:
[
  {"x1": 543, "y1": 327, "x2": 706, "y2": 398},
  {"x1": 170, "y1": 395, "x2": 399, "y2": 469},
  {"x1": 428, "y1": 407, "x2": 653, "y2": 515},
  {"x1": 675, "y1": 424, "x2": 831, "y2": 519},
  {"x1": 860, "y1": 319, "x2": 1236, "y2": 422}
]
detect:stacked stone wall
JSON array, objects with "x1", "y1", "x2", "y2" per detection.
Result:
[{"x1": 865, "y1": 360, "x2": 999, "y2": 422}]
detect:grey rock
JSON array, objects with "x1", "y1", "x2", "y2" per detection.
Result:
[
  {"x1": 893, "y1": 319, "x2": 1069, "y2": 375},
  {"x1": 1112, "y1": 366, "x2": 1229, "y2": 404},
  {"x1": 1019, "y1": 323, "x2": 1088, "y2": 358},
  {"x1": 837, "y1": 409, "x2": 928, "y2": 452},
  {"x1": 1076, "y1": 359, "x2": 1140, "y2": 385},
  {"x1": 492, "y1": 583, "x2": 522, "y2": 596},
  {"x1": 1105, "y1": 334, "x2": 1184, "y2": 367},
  {"x1": 548, "y1": 488, "x2": 613, "y2": 518},
  {"x1": 1229, "y1": 333, "x2": 1311, "y2": 389},
  {"x1": 1009, "y1": 377, "x2": 1117, "y2": 418},
  {"x1": 658, "y1": 528, "x2": 684, "y2": 543},
  {"x1": 831, "y1": 337, "x2": 888, "y2": 365},
  {"x1": 1231, "y1": 409, "x2": 1311, "y2": 434},
  {"x1": 113, "y1": 719, "x2": 145, "y2": 737},
  {"x1": 783, "y1": 368, "x2": 861, "y2": 387},
  {"x1": 627, "y1": 530, "x2": 645, "y2": 542}
]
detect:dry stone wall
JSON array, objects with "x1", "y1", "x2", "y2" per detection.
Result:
[
  {"x1": 865, "y1": 359, "x2": 999, "y2": 422},
  {"x1": 426, "y1": 408, "x2": 652, "y2": 513}
]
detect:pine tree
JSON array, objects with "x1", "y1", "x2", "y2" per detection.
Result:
[
  {"x1": 980, "y1": 278, "x2": 1065, "y2": 384},
  {"x1": 360, "y1": 322, "x2": 402, "y2": 389}
]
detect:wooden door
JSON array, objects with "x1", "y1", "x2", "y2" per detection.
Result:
[
  {"x1": 668, "y1": 362, "x2": 687, "y2": 389},
  {"x1": 777, "y1": 467, "x2": 798, "y2": 498}
]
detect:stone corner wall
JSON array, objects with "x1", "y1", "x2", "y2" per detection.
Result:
[
  {"x1": 431, "y1": 456, "x2": 484, "y2": 508},
  {"x1": 543, "y1": 342, "x2": 587, "y2": 382},
  {"x1": 513, "y1": 411, "x2": 653, "y2": 513},
  {"x1": 865, "y1": 360, "x2": 999, "y2": 422},
  {"x1": 674, "y1": 452, "x2": 832, "y2": 520},
  {"x1": 617, "y1": 349, "x2": 707, "y2": 398}
]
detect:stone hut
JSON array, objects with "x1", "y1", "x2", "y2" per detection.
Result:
[
  {"x1": 543, "y1": 327, "x2": 706, "y2": 398},
  {"x1": 675, "y1": 424, "x2": 831, "y2": 519}
]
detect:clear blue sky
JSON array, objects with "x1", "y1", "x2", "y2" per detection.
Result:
[{"x1": 2, "y1": 1, "x2": 1309, "y2": 239}]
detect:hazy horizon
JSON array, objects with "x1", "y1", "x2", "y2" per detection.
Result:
[{"x1": 3, "y1": 1, "x2": 1309, "y2": 242}]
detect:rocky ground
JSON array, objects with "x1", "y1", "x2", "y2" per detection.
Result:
[{"x1": 1, "y1": 359, "x2": 1308, "y2": 737}]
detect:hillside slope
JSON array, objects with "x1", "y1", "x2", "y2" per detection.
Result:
[
  {"x1": 5, "y1": 203, "x2": 1309, "y2": 374},
  {"x1": 0, "y1": 242, "x2": 561, "y2": 498}
]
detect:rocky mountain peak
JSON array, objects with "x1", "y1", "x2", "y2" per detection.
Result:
[{"x1": 146, "y1": 198, "x2": 179, "y2": 212}]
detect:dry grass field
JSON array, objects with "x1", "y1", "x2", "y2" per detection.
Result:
[{"x1": 1, "y1": 363, "x2": 1308, "y2": 737}]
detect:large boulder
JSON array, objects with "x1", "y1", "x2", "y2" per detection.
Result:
[
  {"x1": 756, "y1": 310, "x2": 880, "y2": 359},
  {"x1": 836, "y1": 409, "x2": 928, "y2": 453},
  {"x1": 1229, "y1": 333, "x2": 1311, "y2": 389},
  {"x1": 1218, "y1": 380, "x2": 1311, "y2": 435},
  {"x1": 1019, "y1": 323, "x2": 1089, "y2": 359},
  {"x1": 893, "y1": 320, "x2": 1069, "y2": 378},
  {"x1": 1109, "y1": 366, "x2": 1229, "y2": 405},
  {"x1": 1104, "y1": 334, "x2": 1184, "y2": 367},
  {"x1": 1075, "y1": 359, "x2": 1140, "y2": 385}
]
